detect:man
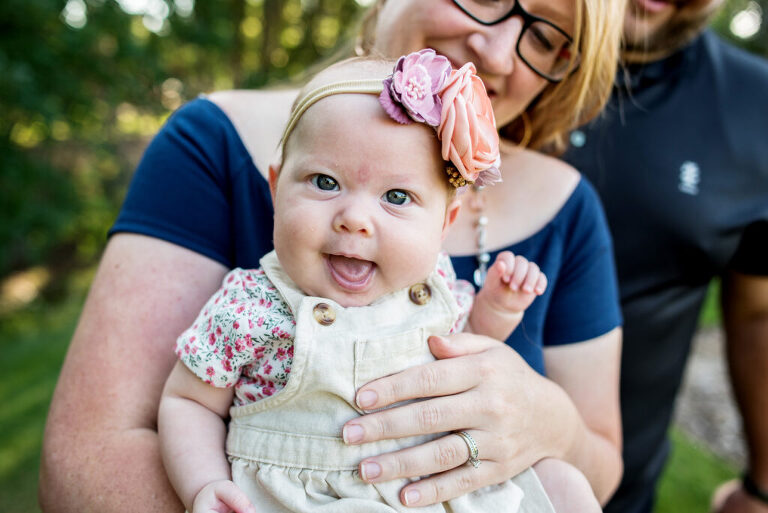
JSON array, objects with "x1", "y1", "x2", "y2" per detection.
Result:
[{"x1": 564, "y1": 1, "x2": 768, "y2": 512}]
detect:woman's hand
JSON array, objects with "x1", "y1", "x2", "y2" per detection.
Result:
[{"x1": 341, "y1": 332, "x2": 580, "y2": 507}]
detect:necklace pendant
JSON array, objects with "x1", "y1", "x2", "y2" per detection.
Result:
[{"x1": 473, "y1": 267, "x2": 486, "y2": 288}]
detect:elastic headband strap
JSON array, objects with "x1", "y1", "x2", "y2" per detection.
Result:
[{"x1": 280, "y1": 78, "x2": 385, "y2": 151}]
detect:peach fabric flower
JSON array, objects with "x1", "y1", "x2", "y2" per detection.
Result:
[{"x1": 437, "y1": 63, "x2": 501, "y2": 184}]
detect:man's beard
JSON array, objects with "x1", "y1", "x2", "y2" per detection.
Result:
[{"x1": 624, "y1": 0, "x2": 721, "y2": 57}]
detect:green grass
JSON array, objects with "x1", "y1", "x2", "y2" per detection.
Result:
[
  {"x1": 0, "y1": 279, "x2": 733, "y2": 511},
  {"x1": 657, "y1": 429, "x2": 739, "y2": 512},
  {"x1": 0, "y1": 279, "x2": 85, "y2": 512},
  {"x1": 699, "y1": 279, "x2": 722, "y2": 328}
]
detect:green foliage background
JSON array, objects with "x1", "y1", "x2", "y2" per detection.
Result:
[{"x1": 1, "y1": 0, "x2": 367, "y2": 284}]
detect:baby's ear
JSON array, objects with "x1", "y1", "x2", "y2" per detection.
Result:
[
  {"x1": 441, "y1": 197, "x2": 461, "y2": 240},
  {"x1": 268, "y1": 163, "x2": 280, "y2": 202}
]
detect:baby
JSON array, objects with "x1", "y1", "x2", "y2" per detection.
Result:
[{"x1": 159, "y1": 51, "x2": 599, "y2": 513}]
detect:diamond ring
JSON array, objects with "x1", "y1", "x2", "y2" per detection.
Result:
[{"x1": 455, "y1": 430, "x2": 480, "y2": 468}]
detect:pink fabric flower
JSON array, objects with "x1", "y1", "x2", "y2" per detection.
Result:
[
  {"x1": 379, "y1": 49, "x2": 451, "y2": 126},
  {"x1": 437, "y1": 63, "x2": 501, "y2": 184}
]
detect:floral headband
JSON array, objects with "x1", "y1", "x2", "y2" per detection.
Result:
[{"x1": 280, "y1": 49, "x2": 502, "y2": 188}]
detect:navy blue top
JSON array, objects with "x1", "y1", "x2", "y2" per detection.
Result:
[
  {"x1": 112, "y1": 97, "x2": 621, "y2": 375},
  {"x1": 564, "y1": 31, "x2": 768, "y2": 513}
]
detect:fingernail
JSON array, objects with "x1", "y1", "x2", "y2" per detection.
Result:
[
  {"x1": 357, "y1": 390, "x2": 378, "y2": 408},
  {"x1": 343, "y1": 424, "x2": 364, "y2": 444},
  {"x1": 428, "y1": 335, "x2": 448, "y2": 345},
  {"x1": 523, "y1": 284, "x2": 533, "y2": 293},
  {"x1": 360, "y1": 461, "x2": 381, "y2": 481},
  {"x1": 404, "y1": 489, "x2": 421, "y2": 506}
]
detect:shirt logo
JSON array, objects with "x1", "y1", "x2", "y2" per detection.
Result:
[{"x1": 678, "y1": 161, "x2": 700, "y2": 195}]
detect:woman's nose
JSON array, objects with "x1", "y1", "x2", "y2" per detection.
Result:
[
  {"x1": 467, "y1": 17, "x2": 521, "y2": 76},
  {"x1": 332, "y1": 202, "x2": 374, "y2": 236}
]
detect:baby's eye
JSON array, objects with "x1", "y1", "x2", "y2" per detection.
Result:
[
  {"x1": 311, "y1": 174, "x2": 339, "y2": 191},
  {"x1": 383, "y1": 189, "x2": 411, "y2": 205}
]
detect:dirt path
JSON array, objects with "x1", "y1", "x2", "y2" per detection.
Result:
[{"x1": 673, "y1": 327, "x2": 745, "y2": 465}]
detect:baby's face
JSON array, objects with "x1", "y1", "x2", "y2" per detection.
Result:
[{"x1": 271, "y1": 94, "x2": 453, "y2": 307}]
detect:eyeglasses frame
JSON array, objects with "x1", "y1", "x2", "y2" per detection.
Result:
[{"x1": 450, "y1": 0, "x2": 577, "y2": 83}]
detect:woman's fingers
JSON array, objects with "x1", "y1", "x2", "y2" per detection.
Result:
[
  {"x1": 353, "y1": 344, "x2": 486, "y2": 410},
  {"x1": 357, "y1": 430, "x2": 527, "y2": 508},
  {"x1": 344, "y1": 393, "x2": 482, "y2": 444},
  {"x1": 427, "y1": 332, "x2": 502, "y2": 360},
  {"x1": 399, "y1": 458, "x2": 507, "y2": 507},
  {"x1": 345, "y1": 339, "x2": 556, "y2": 507},
  {"x1": 358, "y1": 431, "x2": 482, "y2": 482}
]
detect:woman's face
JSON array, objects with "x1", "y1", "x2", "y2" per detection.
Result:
[{"x1": 373, "y1": 0, "x2": 577, "y2": 127}]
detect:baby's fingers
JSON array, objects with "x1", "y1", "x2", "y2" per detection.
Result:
[
  {"x1": 507, "y1": 256, "x2": 530, "y2": 291},
  {"x1": 215, "y1": 483, "x2": 256, "y2": 513},
  {"x1": 491, "y1": 251, "x2": 517, "y2": 283},
  {"x1": 194, "y1": 480, "x2": 257, "y2": 513},
  {"x1": 520, "y1": 262, "x2": 545, "y2": 294},
  {"x1": 486, "y1": 251, "x2": 513, "y2": 284},
  {"x1": 534, "y1": 273, "x2": 548, "y2": 295}
]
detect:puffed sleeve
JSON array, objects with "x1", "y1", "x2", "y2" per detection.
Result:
[
  {"x1": 436, "y1": 252, "x2": 475, "y2": 334},
  {"x1": 175, "y1": 268, "x2": 295, "y2": 387}
]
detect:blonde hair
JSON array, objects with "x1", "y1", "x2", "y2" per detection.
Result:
[{"x1": 357, "y1": 0, "x2": 627, "y2": 156}]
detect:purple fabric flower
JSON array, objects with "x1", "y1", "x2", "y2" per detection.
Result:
[
  {"x1": 378, "y1": 49, "x2": 451, "y2": 127},
  {"x1": 379, "y1": 78, "x2": 412, "y2": 125},
  {"x1": 474, "y1": 165, "x2": 503, "y2": 186}
]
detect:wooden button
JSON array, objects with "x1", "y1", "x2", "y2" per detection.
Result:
[
  {"x1": 408, "y1": 283, "x2": 431, "y2": 305},
  {"x1": 312, "y1": 302, "x2": 336, "y2": 325}
]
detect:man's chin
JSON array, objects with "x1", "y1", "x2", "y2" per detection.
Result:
[{"x1": 622, "y1": 0, "x2": 722, "y2": 62}]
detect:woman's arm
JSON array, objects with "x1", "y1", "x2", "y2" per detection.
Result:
[
  {"x1": 543, "y1": 328, "x2": 623, "y2": 503},
  {"x1": 39, "y1": 234, "x2": 228, "y2": 513},
  {"x1": 342, "y1": 328, "x2": 623, "y2": 507}
]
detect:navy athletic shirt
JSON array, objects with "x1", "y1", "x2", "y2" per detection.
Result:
[
  {"x1": 564, "y1": 31, "x2": 768, "y2": 513},
  {"x1": 111, "y1": 97, "x2": 621, "y2": 376}
]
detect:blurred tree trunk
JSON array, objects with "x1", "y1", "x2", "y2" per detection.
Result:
[
  {"x1": 230, "y1": 0, "x2": 246, "y2": 87},
  {"x1": 261, "y1": 0, "x2": 283, "y2": 71}
]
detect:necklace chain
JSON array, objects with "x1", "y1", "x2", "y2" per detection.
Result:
[{"x1": 470, "y1": 185, "x2": 490, "y2": 287}]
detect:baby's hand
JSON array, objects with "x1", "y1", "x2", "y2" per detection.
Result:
[
  {"x1": 192, "y1": 480, "x2": 256, "y2": 513},
  {"x1": 480, "y1": 251, "x2": 547, "y2": 314}
]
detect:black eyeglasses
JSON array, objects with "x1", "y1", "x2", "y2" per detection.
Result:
[{"x1": 451, "y1": 0, "x2": 579, "y2": 82}]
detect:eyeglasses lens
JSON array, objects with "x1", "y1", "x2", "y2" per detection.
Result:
[
  {"x1": 455, "y1": 0, "x2": 577, "y2": 81},
  {"x1": 519, "y1": 21, "x2": 574, "y2": 80},
  {"x1": 459, "y1": 0, "x2": 516, "y2": 22}
]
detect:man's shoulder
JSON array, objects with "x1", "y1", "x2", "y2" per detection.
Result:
[{"x1": 701, "y1": 31, "x2": 768, "y2": 83}]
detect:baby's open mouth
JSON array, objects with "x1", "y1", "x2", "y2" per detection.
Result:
[{"x1": 326, "y1": 254, "x2": 376, "y2": 291}]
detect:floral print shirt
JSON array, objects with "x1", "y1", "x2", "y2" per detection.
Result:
[{"x1": 176, "y1": 252, "x2": 474, "y2": 406}]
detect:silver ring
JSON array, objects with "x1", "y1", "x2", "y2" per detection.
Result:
[{"x1": 456, "y1": 431, "x2": 480, "y2": 468}]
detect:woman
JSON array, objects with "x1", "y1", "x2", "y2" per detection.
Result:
[{"x1": 39, "y1": 0, "x2": 626, "y2": 511}]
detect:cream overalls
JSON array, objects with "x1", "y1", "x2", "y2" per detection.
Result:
[{"x1": 225, "y1": 252, "x2": 555, "y2": 512}]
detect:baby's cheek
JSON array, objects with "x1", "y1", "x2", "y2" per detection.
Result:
[{"x1": 388, "y1": 227, "x2": 442, "y2": 283}]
